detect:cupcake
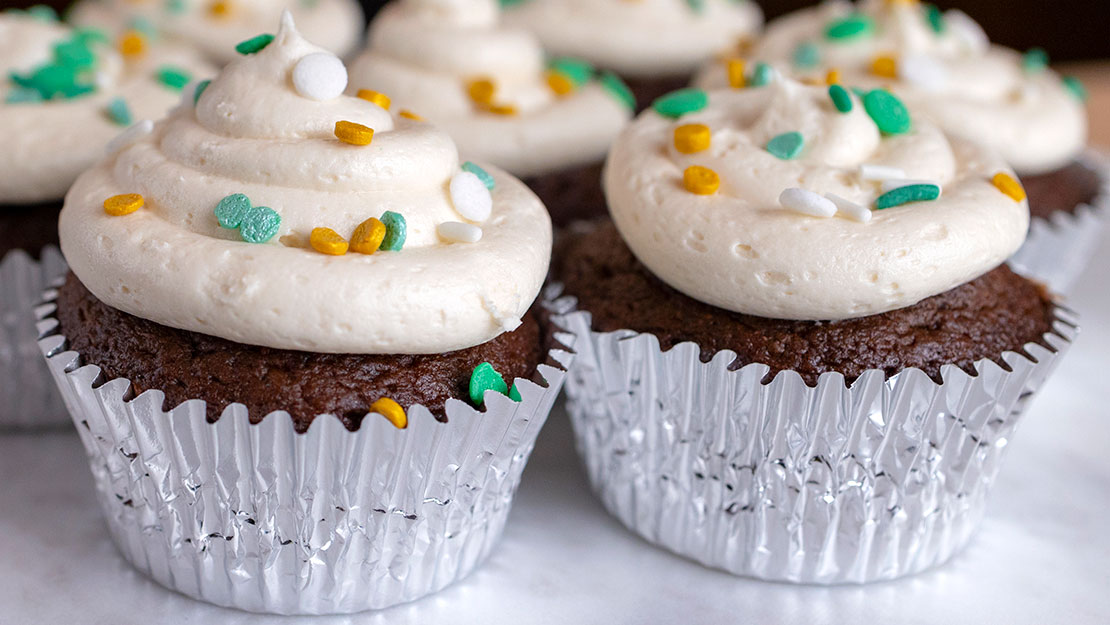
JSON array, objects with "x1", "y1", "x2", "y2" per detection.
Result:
[
  {"x1": 69, "y1": 0, "x2": 364, "y2": 64},
  {"x1": 502, "y1": 0, "x2": 763, "y2": 109},
  {"x1": 0, "y1": 8, "x2": 211, "y2": 428},
  {"x1": 548, "y1": 78, "x2": 1075, "y2": 583},
  {"x1": 347, "y1": 0, "x2": 633, "y2": 226},
  {"x1": 39, "y1": 14, "x2": 569, "y2": 614},
  {"x1": 693, "y1": 0, "x2": 1105, "y2": 292}
]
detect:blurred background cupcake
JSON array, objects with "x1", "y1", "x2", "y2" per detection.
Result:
[
  {"x1": 348, "y1": 0, "x2": 633, "y2": 226},
  {"x1": 0, "y1": 6, "x2": 211, "y2": 428}
]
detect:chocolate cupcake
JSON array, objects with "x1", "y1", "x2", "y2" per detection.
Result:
[
  {"x1": 694, "y1": 0, "x2": 1105, "y2": 292},
  {"x1": 39, "y1": 14, "x2": 569, "y2": 614},
  {"x1": 347, "y1": 0, "x2": 633, "y2": 227},
  {"x1": 548, "y1": 79, "x2": 1075, "y2": 583},
  {"x1": 0, "y1": 9, "x2": 211, "y2": 427},
  {"x1": 502, "y1": 0, "x2": 763, "y2": 108}
]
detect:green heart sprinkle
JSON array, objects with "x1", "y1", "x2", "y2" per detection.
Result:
[
  {"x1": 875, "y1": 184, "x2": 940, "y2": 209},
  {"x1": 239, "y1": 205, "x2": 281, "y2": 243},
  {"x1": 548, "y1": 57, "x2": 594, "y2": 87},
  {"x1": 105, "y1": 97, "x2": 132, "y2": 126},
  {"x1": 652, "y1": 88, "x2": 708, "y2": 118},
  {"x1": 925, "y1": 4, "x2": 945, "y2": 34},
  {"x1": 235, "y1": 33, "x2": 274, "y2": 55},
  {"x1": 461, "y1": 161, "x2": 496, "y2": 190},
  {"x1": 749, "y1": 62, "x2": 775, "y2": 87},
  {"x1": 379, "y1": 211, "x2": 407, "y2": 251},
  {"x1": 862, "y1": 89, "x2": 912, "y2": 135},
  {"x1": 509, "y1": 384, "x2": 522, "y2": 402},
  {"x1": 1063, "y1": 76, "x2": 1087, "y2": 101},
  {"x1": 214, "y1": 193, "x2": 252, "y2": 229},
  {"x1": 825, "y1": 13, "x2": 875, "y2": 41},
  {"x1": 599, "y1": 71, "x2": 635, "y2": 111},
  {"x1": 156, "y1": 65, "x2": 191, "y2": 91},
  {"x1": 469, "y1": 362, "x2": 508, "y2": 406},
  {"x1": 766, "y1": 131, "x2": 805, "y2": 160},
  {"x1": 193, "y1": 79, "x2": 211, "y2": 104},
  {"x1": 53, "y1": 40, "x2": 95, "y2": 69},
  {"x1": 828, "y1": 84, "x2": 853, "y2": 113},
  {"x1": 1022, "y1": 47, "x2": 1049, "y2": 74},
  {"x1": 793, "y1": 42, "x2": 821, "y2": 69}
]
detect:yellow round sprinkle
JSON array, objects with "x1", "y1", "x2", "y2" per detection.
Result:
[
  {"x1": 726, "y1": 58, "x2": 746, "y2": 89},
  {"x1": 350, "y1": 217, "x2": 386, "y2": 254},
  {"x1": 546, "y1": 71, "x2": 575, "y2": 96},
  {"x1": 103, "y1": 193, "x2": 144, "y2": 216},
  {"x1": 484, "y1": 103, "x2": 518, "y2": 116},
  {"x1": 466, "y1": 78, "x2": 496, "y2": 105},
  {"x1": 370, "y1": 397, "x2": 407, "y2": 429},
  {"x1": 399, "y1": 109, "x2": 423, "y2": 121},
  {"x1": 674, "y1": 124, "x2": 711, "y2": 154},
  {"x1": 356, "y1": 89, "x2": 391, "y2": 110},
  {"x1": 334, "y1": 120, "x2": 374, "y2": 146},
  {"x1": 870, "y1": 55, "x2": 899, "y2": 79},
  {"x1": 118, "y1": 31, "x2": 145, "y2": 57},
  {"x1": 825, "y1": 69, "x2": 842, "y2": 85},
  {"x1": 208, "y1": 0, "x2": 231, "y2": 17},
  {"x1": 309, "y1": 227, "x2": 348, "y2": 255},
  {"x1": 991, "y1": 172, "x2": 1027, "y2": 202},
  {"x1": 683, "y1": 166, "x2": 720, "y2": 195}
]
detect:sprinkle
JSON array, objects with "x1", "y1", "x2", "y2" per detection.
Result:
[
  {"x1": 466, "y1": 77, "x2": 496, "y2": 105},
  {"x1": 292, "y1": 52, "x2": 348, "y2": 101},
  {"x1": 156, "y1": 65, "x2": 191, "y2": 91},
  {"x1": 779, "y1": 188, "x2": 836, "y2": 218},
  {"x1": 235, "y1": 33, "x2": 274, "y2": 55},
  {"x1": 166, "y1": 0, "x2": 187, "y2": 14},
  {"x1": 461, "y1": 161, "x2": 496, "y2": 189},
  {"x1": 438, "y1": 221, "x2": 483, "y2": 243},
  {"x1": 825, "y1": 13, "x2": 875, "y2": 41},
  {"x1": 546, "y1": 71, "x2": 575, "y2": 96},
  {"x1": 193, "y1": 79, "x2": 211, "y2": 104},
  {"x1": 350, "y1": 217, "x2": 386, "y2": 254},
  {"x1": 925, "y1": 4, "x2": 945, "y2": 33},
  {"x1": 1063, "y1": 76, "x2": 1088, "y2": 102},
  {"x1": 598, "y1": 71, "x2": 635, "y2": 110},
  {"x1": 825, "y1": 193, "x2": 872, "y2": 223},
  {"x1": 370, "y1": 397, "x2": 406, "y2": 429},
  {"x1": 674, "y1": 124, "x2": 711, "y2": 154},
  {"x1": 825, "y1": 68, "x2": 842, "y2": 85},
  {"x1": 128, "y1": 16, "x2": 158, "y2": 40},
  {"x1": 1022, "y1": 47, "x2": 1049, "y2": 74},
  {"x1": 5, "y1": 88, "x2": 42, "y2": 104},
  {"x1": 106, "y1": 119, "x2": 153, "y2": 154},
  {"x1": 793, "y1": 42, "x2": 821, "y2": 69},
  {"x1": 509, "y1": 384, "x2": 523, "y2": 402},
  {"x1": 450, "y1": 171, "x2": 493, "y2": 222},
  {"x1": 766, "y1": 131, "x2": 804, "y2": 160},
  {"x1": 468, "y1": 362, "x2": 508, "y2": 406},
  {"x1": 53, "y1": 40, "x2": 95, "y2": 69},
  {"x1": 239, "y1": 205, "x2": 281, "y2": 243},
  {"x1": 880, "y1": 178, "x2": 938, "y2": 193},
  {"x1": 685, "y1": 0, "x2": 706, "y2": 13},
  {"x1": 828, "y1": 84, "x2": 853, "y2": 113},
  {"x1": 379, "y1": 211, "x2": 407, "y2": 251},
  {"x1": 214, "y1": 193, "x2": 253, "y2": 229},
  {"x1": 548, "y1": 57, "x2": 594, "y2": 90},
  {"x1": 653, "y1": 88, "x2": 708, "y2": 119},
  {"x1": 726, "y1": 58, "x2": 746, "y2": 88},
  {"x1": 334, "y1": 120, "x2": 374, "y2": 146},
  {"x1": 105, "y1": 97, "x2": 132, "y2": 126},
  {"x1": 74, "y1": 27, "x2": 110, "y2": 46},
  {"x1": 307, "y1": 227, "x2": 348, "y2": 255},
  {"x1": 118, "y1": 31, "x2": 145, "y2": 57},
  {"x1": 862, "y1": 89, "x2": 912, "y2": 135},
  {"x1": 875, "y1": 183, "x2": 941, "y2": 209},
  {"x1": 749, "y1": 62, "x2": 775, "y2": 87},
  {"x1": 683, "y1": 165, "x2": 720, "y2": 195},
  {"x1": 991, "y1": 172, "x2": 1026, "y2": 202},
  {"x1": 356, "y1": 89, "x2": 391, "y2": 110},
  {"x1": 27, "y1": 5, "x2": 58, "y2": 21},
  {"x1": 484, "y1": 103, "x2": 518, "y2": 116},
  {"x1": 399, "y1": 109, "x2": 423, "y2": 121},
  {"x1": 208, "y1": 0, "x2": 231, "y2": 17},
  {"x1": 859, "y1": 164, "x2": 906, "y2": 181},
  {"x1": 870, "y1": 54, "x2": 898, "y2": 79},
  {"x1": 103, "y1": 193, "x2": 144, "y2": 216}
]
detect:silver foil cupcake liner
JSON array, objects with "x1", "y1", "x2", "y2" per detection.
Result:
[
  {"x1": 1009, "y1": 151, "x2": 1109, "y2": 293},
  {"x1": 35, "y1": 289, "x2": 572, "y2": 615},
  {"x1": 0, "y1": 246, "x2": 67, "y2": 428},
  {"x1": 546, "y1": 286, "x2": 1076, "y2": 584}
]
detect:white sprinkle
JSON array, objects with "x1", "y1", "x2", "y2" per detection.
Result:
[
  {"x1": 449, "y1": 171, "x2": 493, "y2": 222},
  {"x1": 881, "y1": 179, "x2": 942, "y2": 194},
  {"x1": 859, "y1": 164, "x2": 906, "y2": 182},
  {"x1": 105, "y1": 119, "x2": 154, "y2": 154},
  {"x1": 945, "y1": 10, "x2": 989, "y2": 54},
  {"x1": 779, "y1": 188, "x2": 836, "y2": 218},
  {"x1": 292, "y1": 52, "x2": 347, "y2": 101},
  {"x1": 825, "y1": 193, "x2": 872, "y2": 223},
  {"x1": 900, "y1": 54, "x2": 949, "y2": 92},
  {"x1": 437, "y1": 221, "x2": 483, "y2": 243}
]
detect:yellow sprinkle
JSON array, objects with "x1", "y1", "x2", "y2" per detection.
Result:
[
  {"x1": 870, "y1": 55, "x2": 899, "y2": 79},
  {"x1": 309, "y1": 227, "x2": 348, "y2": 255},
  {"x1": 370, "y1": 397, "x2": 407, "y2": 429},
  {"x1": 674, "y1": 124, "x2": 711, "y2": 154},
  {"x1": 683, "y1": 166, "x2": 720, "y2": 195},
  {"x1": 825, "y1": 69, "x2": 842, "y2": 85},
  {"x1": 726, "y1": 58, "x2": 746, "y2": 89},
  {"x1": 991, "y1": 172, "x2": 1027, "y2": 202},
  {"x1": 350, "y1": 217, "x2": 386, "y2": 254},
  {"x1": 484, "y1": 103, "x2": 518, "y2": 116},
  {"x1": 466, "y1": 77, "x2": 496, "y2": 105},
  {"x1": 208, "y1": 0, "x2": 231, "y2": 17},
  {"x1": 118, "y1": 31, "x2": 145, "y2": 57},
  {"x1": 399, "y1": 109, "x2": 423, "y2": 121},
  {"x1": 103, "y1": 193, "x2": 144, "y2": 216},
  {"x1": 334, "y1": 120, "x2": 374, "y2": 146},
  {"x1": 546, "y1": 70, "x2": 575, "y2": 96},
  {"x1": 801, "y1": 76, "x2": 824, "y2": 86},
  {"x1": 356, "y1": 89, "x2": 391, "y2": 110}
]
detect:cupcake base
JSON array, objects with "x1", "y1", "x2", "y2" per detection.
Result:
[{"x1": 523, "y1": 161, "x2": 607, "y2": 228}]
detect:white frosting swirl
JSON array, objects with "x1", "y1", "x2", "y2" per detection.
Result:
[
  {"x1": 0, "y1": 13, "x2": 213, "y2": 204},
  {"x1": 693, "y1": 0, "x2": 1087, "y2": 175},
  {"x1": 348, "y1": 0, "x2": 631, "y2": 178},
  {"x1": 502, "y1": 0, "x2": 763, "y2": 78},
  {"x1": 60, "y1": 15, "x2": 552, "y2": 354},
  {"x1": 605, "y1": 81, "x2": 1028, "y2": 321},
  {"x1": 69, "y1": 0, "x2": 363, "y2": 64}
]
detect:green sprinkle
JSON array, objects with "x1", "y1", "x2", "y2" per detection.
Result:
[
  {"x1": 548, "y1": 57, "x2": 594, "y2": 87},
  {"x1": 379, "y1": 211, "x2": 407, "y2": 251},
  {"x1": 461, "y1": 161, "x2": 496, "y2": 190},
  {"x1": 166, "y1": 0, "x2": 187, "y2": 14},
  {"x1": 793, "y1": 42, "x2": 821, "y2": 69},
  {"x1": 508, "y1": 384, "x2": 522, "y2": 402},
  {"x1": 239, "y1": 206, "x2": 281, "y2": 243},
  {"x1": 599, "y1": 70, "x2": 635, "y2": 111},
  {"x1": 875, "y1": 184, "x2": 940, "y2": 209},
  {"x1": 214, "y1": 193, "x2": 252, "y2": 229},
  {"x1": 53, "y1": 40, "x2": 95, "y2": 69},
  {"x1": 193, "y1": 78, "x2": 211, "y2": 104},
  {"x1": 766, "y1": 131, "x2": 805, "y2": 160},
  {"x1": 73, "y1": 27, "x2": 110, "y2": 45},
  {"x1": 828, "y1": 84, "x2": 853, "y2": 113},
  {"x1": 30, "y1": 64, "x2": 78, "y2": 99},
  {"x1": 1022, "y1": 48, "x2": 1049, "y2": 74},
  {"x1": 1063, "y1": 76, "x2": 1088, "y2": 102},
  {"x1": 468, "y1": 362, "x2": 508, "y2": 406},
  {"x1": 27, "y1": 5, "x2": 58, "y2": 22},
  {"x1": 128, "y1": 16, "x2": 158, "y2": 39},
  {"x1": 924, "y1": 4, "x2": 945, "y2": 34},
  {"x1": 685, "y1": 0, "x2": 705, "y2": 13},
  {"x1": 862, "y1": 89, "x2": 912, "y2": 135},
  {"x1": 851, "y1": 86, "x2": 868, "y2": 98},
  {"x1": 825, "y1": 13, "x2": 874, "y2": 41},
  {"x1": 235, "y1": 33, "x2": 274, "y2": 55},
  {"x1": 156, "y1": 65, "x2": 191, "y2": 91},
  {"x1": 749, "y1": 62, "x2": 775, "y2": 87},
  {"x1": 63, "y1": 83, "x2": 95, "y2": 99},
  {"x1": 652, "y1": 88, "x2": 708, "y2": 118},
  {"x1": 499, "y1": 0, "x2": 528, "y2": 6},
  {"x1": 105, "y1": 97, "x2": 132, "y2": 126},
  {"x1": 5, "y1": 87, "x2": 42, "y2": 104}
]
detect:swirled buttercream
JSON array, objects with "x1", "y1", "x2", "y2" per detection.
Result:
[{"x1": 60, "y1": 14, "x2": 551, "y2": 354}]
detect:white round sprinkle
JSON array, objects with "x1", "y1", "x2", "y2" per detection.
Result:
[
  {"x1": 859, "y1": 164, "x2": 906, "y2": 182},
  {"x1": 945, "y1": 9, "x2": 989, "y2": 54},
  {"x1": 437, "y1": 221, "x2": 483, "y2": 243},
  {"x1": 105, "y1": 119, "x2": 154, "y2": 155},
  {"x1": 825, "y1": 193, "x2": 873, "y2": 223},
  {"x1": 881, "y1": 179, "x2": 942, "y2": 194},
  {"x1": 449, "y1": 171, "x2": 493, "y2": 222},
  {"x1": 900, "y1": 54, "x2": 949, "y2": 92},
  {"x1": 292, "y1": 52, "x2": 348, "y2": 101},
  {"x1": 779, "y1": 188, "x2": 836, "y2": 218}
]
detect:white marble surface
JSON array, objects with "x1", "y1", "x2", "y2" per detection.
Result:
[{"x1": 1, "y1": 230, "x2": 1108, "y2": 624}]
